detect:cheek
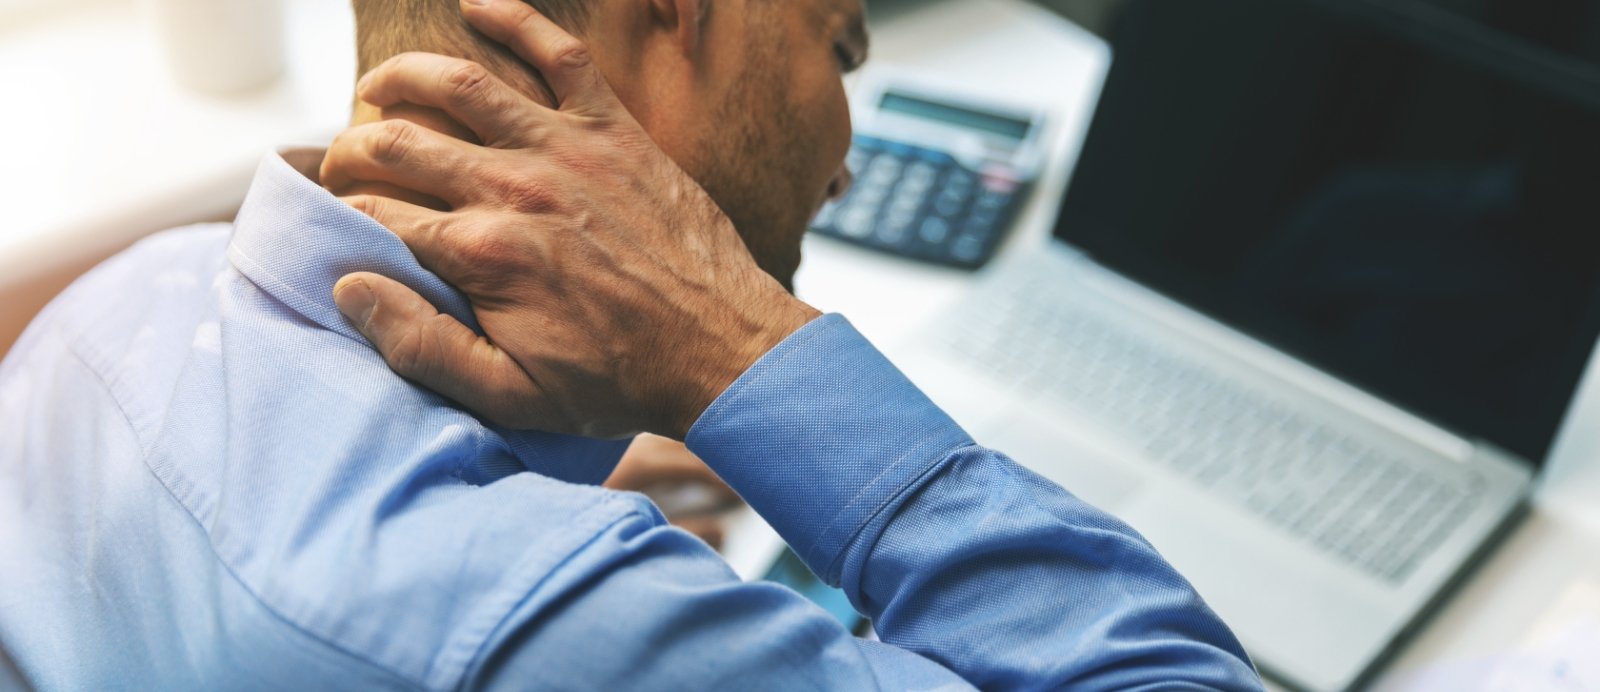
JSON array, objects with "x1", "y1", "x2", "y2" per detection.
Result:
[
  {"x1": 822, "y1": 85, "x2": 853, "y2": 168},
  {"x1": 787, "y1": 79, "x2": 852, "y2": 212}
]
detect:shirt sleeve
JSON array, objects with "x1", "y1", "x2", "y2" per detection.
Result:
[{"x1": 467, "y1": 314, "x2": 1262, "y2": 691}]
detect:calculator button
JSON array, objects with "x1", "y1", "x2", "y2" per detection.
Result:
[
  {"x1": 901, "y1": 186, "x2": 932, "y2": 207},
  {"x1": 866, "y1": 161, "x2": 902, "y2": 187},
  {"x1": 853, "y1": 194, "x2": 886, "y2": 216},
  {"x1": 888, "y1": 192, "x2": 922, "y2": 215},
  {"x1": 901, "y1": 174, "x2": 935, "y2": 197},
  {"x1": 951, "y1": 235, "x2": 986, "y2": 263},
  {"x1": 813, "y1": 201, "x2": 841, "y2": 228},
  {"x1": 968, "y1": 208, "x2": 1001, "y2": 231},
  {"x1": 919, "y1": 217, "x2": 951, "y2": 245},
  {"x1": 878, "y1": 216, "x2": 913, "y2": 245},
  {"x1": 905, "y1": 162, "x2": 939, "y2": 186},
  {"x1": 976, "y1": 190, "x2": 1009, "y2": 211},
  {"x1": 867, "y1": 151, "x2": 901, "y2": 170},
  {"x1": 838, "y1": 208, "x2": 876, "y2": 238},
  {"x1": 886, "y1": 202, "x2": 918, "y2": 224},
  {"x1": 946, "y1": 171, "x2": 977, "y2": 194},
  {"x1": 934, "y1": 192, "x2": 967, "y2": 218},
  {"x1": 854, "y1": 180, "x2": 891, "y2": 206},
  {"x1": 846, "y1": 149, "x2": 871, "y2": 176}
]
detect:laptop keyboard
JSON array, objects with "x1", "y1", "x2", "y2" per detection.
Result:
[{"x1": 937, "y1": 273, "x2": 1485, "y2": 584}]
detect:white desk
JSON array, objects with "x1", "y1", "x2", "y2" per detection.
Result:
[{"x1": 5, "y1": 0, "x2": 1600, "y2": 687}]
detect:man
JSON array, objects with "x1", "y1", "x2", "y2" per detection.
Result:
[{"x1": 0, "y1": 1, "x2": 1262, "y2": 690}]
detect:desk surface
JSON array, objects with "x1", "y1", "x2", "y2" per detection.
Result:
[{"x1": 6, "y1": 0, "x2": 1600, "y2": 687}]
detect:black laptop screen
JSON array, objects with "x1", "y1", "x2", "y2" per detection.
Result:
[{"x1": 1055, "y1": 0, "x2": 1600, "y2": 464}]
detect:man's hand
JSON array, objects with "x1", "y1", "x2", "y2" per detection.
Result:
[{"x1": 326, "y1": 0, "x2": 819, "y2": 440}]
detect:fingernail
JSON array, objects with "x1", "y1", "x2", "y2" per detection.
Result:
[
  {"x1": 355, "y1": 71, "x2": 372, "y2": 94},
  {"x1": 333, "y1": 277, "x2": 377, "y2": 330},
  {"x1": 463, "y1": 0, "x2": 491, "y2": 6}
]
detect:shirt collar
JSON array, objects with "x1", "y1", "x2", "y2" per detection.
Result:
[
  {"x1": 227, "y1": 148, "x2": 483, "y2": 342},
  {"x1": 226, "y1": 148, "x2": 626, "y2": 485}
]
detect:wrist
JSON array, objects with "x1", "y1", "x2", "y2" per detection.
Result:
[{"x1": 663, "y1": 281, "x2": 820, "y2": 440}]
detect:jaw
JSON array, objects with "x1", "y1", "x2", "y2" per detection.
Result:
[{"x1": 758, "y1": 225, "x2": 808, "y2": 295}]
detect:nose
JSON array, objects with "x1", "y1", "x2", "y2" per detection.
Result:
[{"x1": 826, "y1": 164, "x2": 855, "y2": 203}]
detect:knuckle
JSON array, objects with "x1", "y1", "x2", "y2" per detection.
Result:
[
  {"x1": 327, "y1": 129, "x2": 358, "y2": 161},
  {"x1": 493, "y1": 174, "x2": 558, "y2": 214},
  {"x1": 444, "y1": 62, "x2": 494, "y2": 107},
  {"x1": 510, "y1": 187, "x2": 558, "y2": 215},
  {"x1": 549, "y1": 39, "x2": 593, "y2": 70},
  {"x1": 384, "y1": 321, "x2": 432, "y2": 379},
  {"x1": 416, "y1": 211, "x2": 452, "y2": 241},
  {"x1": 369, "y1": 119, "x2": 418, "y2": 165},
  {"x1": 453, "y1": 226, "x2": 519, "y2": 271},
  {"x1": 345, "y1": 194, "x2": 381, "y2": 218}
]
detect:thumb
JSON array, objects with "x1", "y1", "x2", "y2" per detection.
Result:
[{"x1": 333, "y1": 272, "x2": 548, "y2": 428}]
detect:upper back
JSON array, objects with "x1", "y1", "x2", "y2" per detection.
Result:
[{"x1": 0, "y1": 215, "x2": 639, "y2": 689}]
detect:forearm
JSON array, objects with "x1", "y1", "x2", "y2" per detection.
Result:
[
  {"x1": 856, "y1": 446, "x2": 1260, "y2": 689},
  {"x1": 688, "y1": 314, "x2": 1262, "y2": 689}
]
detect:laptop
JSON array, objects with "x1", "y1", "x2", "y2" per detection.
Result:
[{"x1": 888, "y1": 0, "x2": 1600, "y2": 689}]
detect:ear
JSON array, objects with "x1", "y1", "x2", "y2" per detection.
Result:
[{"x1": 648, "y1": 0, "x2": 708, "y2": 55}]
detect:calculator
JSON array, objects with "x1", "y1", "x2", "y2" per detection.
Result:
[{"x1": 811, "y1": 74, "x2": 1049, "y2": 269}]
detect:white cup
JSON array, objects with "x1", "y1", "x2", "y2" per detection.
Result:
[{"x1": 143, "y1": 0, "x2": 287, "y2": 95}]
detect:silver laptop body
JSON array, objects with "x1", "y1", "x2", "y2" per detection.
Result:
[{"x1": 890, "y1": 242, "x2": 1535, "y2": 691}]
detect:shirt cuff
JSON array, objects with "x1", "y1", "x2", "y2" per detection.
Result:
[{"x1": 686, "y1": 313, "x2": 973, "y2": 582}]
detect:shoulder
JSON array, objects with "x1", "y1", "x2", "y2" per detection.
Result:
[
  {"x1": 77, "y1": 222, "x2": 233, "y2": 292},
  {"x1": 35, "y1": 223, "x2": 232, "y2": 349},
  {"x1": 4, "y1": 222, "x2": 232, "y2": 393}
]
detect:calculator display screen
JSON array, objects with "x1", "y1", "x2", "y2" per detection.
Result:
[{"x1": 880, "y1": 92, "x2": 1031, "y2": 141}]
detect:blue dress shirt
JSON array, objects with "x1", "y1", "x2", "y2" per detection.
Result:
[{"x1": 0, "y1": 149, "x2": 1261, "y2": 690}]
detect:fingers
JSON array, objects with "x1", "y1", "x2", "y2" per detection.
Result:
[
  {"x1": 338, "y1": 194, "x2": 482, "y2": 283},
  {"x1": 323, "y1": 119, "x2": 489, "y2": 209},
  {"x1": 356, "y1": 52, "x2": 543, "y2": 148},
  {"x1": 332, "y1": 272, "x2": 549, "y2": 428},
  {"x1": 460, "y1": 0, "x2": 618, "y2": 114}
]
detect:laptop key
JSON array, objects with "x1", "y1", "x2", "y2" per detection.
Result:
[{"x1": 936, "y1": 295, "x2": 1483, "y2": 583}]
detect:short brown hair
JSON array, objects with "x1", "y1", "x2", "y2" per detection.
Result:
[{"x1": 351, "y1": 1, "x2": 590, "y2": 82}]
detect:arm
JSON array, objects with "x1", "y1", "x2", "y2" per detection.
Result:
[{"x1": 468, "y1": 315, "x2": 1258, "y2": 690}]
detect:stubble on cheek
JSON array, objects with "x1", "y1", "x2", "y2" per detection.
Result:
[{"x1": 704, "y1": 32, "x2": 813, "y2": 291}]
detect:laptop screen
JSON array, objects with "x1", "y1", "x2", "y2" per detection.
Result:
[{"x1": 1055, "y1": 0, "x2": 1600, "y2": 464}]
